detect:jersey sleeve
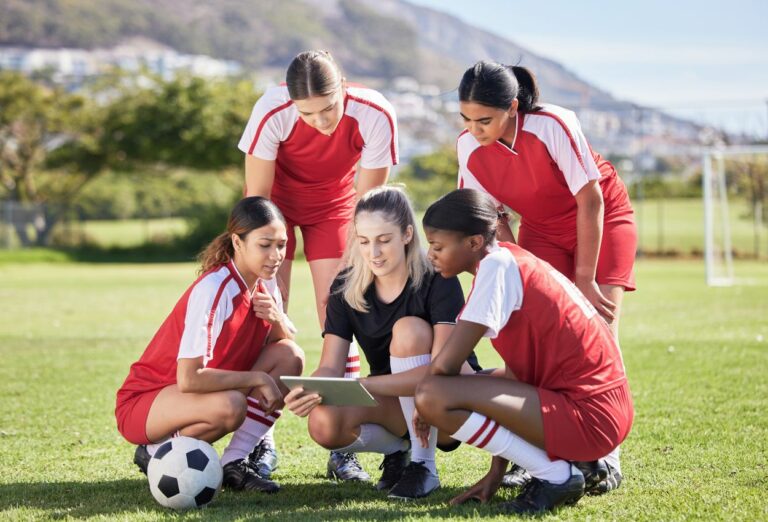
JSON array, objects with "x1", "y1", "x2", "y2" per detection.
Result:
[
  {"x1": 177, "y1": 277, "x2": 233, "y2": 362},
  {"x1": 360, "y1": 111, "x2": 398, "y2": 169},
  {"x1": 457, "y1": 250, "x2": 523, "y2": 338},
  {"x1": 426, "y1": 275, "x2": 465, "y2": 325},
  {"x1": 532, "y1": 107, "x2": 602, "y2": 195},
  {"x1": 323, "y1": 280, "x2": 354, "y2": 342},
  {"x1": 237, "y1": 87, "x2": 295, "y2": 161}
]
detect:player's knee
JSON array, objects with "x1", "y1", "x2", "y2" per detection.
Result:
[
  {"x1": 390, "y1": 317, "x2": 432, "y2": 357},
  {"x1": 307, "y1": 408, "x2": 343, "y2": 449},
  {"x1": 414, "y1": 375, "x2": 446, "y2": 424},
  {"x1": 278, "y1": 339, "x2": 305, "y2": 376},
  {"x1": 217, "y1": 391, "x2": 247, "y2": 432}
]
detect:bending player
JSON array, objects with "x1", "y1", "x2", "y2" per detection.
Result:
[
  {"x1": 238, "y1": 50, "x2": 398, "y2": 480},
  {"x1": 414, "y1": 189, "x2": 633, "y2": 514},
  {"x1": 115, "y1": 197, "x2": 304, "y2": 494},
  {"x1": 455, "y1": 61, "x2": 636, "y2": 489},
  {"x1": 284, "y1": 186, "x2": 480, "y2": 500}
]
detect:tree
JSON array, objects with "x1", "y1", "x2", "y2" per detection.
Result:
[
  {"x1": 395, "y1": 146, "x2": 458, "y2": 210},
  {"x1": 0, "y1": 70, "x2": 258, "y2": 246}
]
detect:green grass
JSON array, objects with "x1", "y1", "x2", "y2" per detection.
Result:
[
  {"x1": 77, "y1": 218, "x2": 189, "y2": 247},
  {"x1": 0, "y1": 259, "x2": 766, "y2": 520}
]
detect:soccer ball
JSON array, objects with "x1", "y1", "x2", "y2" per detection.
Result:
[{"x1": 147, "y1": 436, "x2": 223, "y2": 510}]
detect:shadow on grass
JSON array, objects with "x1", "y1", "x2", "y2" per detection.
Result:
[{"x1": 0, "y1": 478, "x2": 510, "y2": 520}]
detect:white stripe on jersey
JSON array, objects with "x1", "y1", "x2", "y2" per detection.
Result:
[
  {"x1": 521, "y1": 104, "x2": 601, "y2": 195},
  {"x1": 178, "y1": 265, "x2": 239, "y2": 364}
]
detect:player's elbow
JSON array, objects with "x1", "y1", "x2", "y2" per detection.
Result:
[{"x1": 176, "y1": 369, "x2": 201, "y2": 393}]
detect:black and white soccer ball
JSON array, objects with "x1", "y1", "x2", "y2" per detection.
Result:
[{"x1": 147, "y1": 436, "x2": 223, "y2": 510}]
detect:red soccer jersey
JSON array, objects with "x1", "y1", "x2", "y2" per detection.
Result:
[
  {"x1": 116, "y1": 262, "x2": 282, "y2": 400},
  {"x1": 238, "y1": 85, "x2": 399, "y2": 225},
  {"x1": 458, "y1": 243, "x2": 626, "y2": 400},
  {"x1": 457, "y1": 104, "x2": 632, "y2": 242}
]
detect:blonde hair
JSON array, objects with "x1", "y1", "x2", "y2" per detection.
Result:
[{"x1": 340, "y1": 186, "x2": 431, "y2": 312}]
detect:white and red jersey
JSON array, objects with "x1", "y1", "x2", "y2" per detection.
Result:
[
  {"x1": 457, "y1": 104, "x2": 632, "y2": 240},
  {"x1": 117, "y1": 262, "x2": 284, "y2": 399},
  {"x1": 238, "y1": 84, "x2": 399, "y2": 225},
  {"x1": 458, "y1": 242, "x2": 626, "y2": 400}
]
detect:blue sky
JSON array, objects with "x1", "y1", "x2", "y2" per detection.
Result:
[{"x1": 407, "y1": 0, "x2": 768, "y2": 136}]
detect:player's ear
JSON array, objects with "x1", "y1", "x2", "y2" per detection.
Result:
[
  {"x1": 403, "y1": 225, "x2": 414, "y2": 245},
  {"x1": 467, "y1": 234, "x2": 485, "y2": 252},
  {"x1": 231, "y1": 233, "x2": 241, "y2": 252}
]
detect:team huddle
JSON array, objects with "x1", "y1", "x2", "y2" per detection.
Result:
[{"x1": 115, "y1": 50, "x2": 636, "y2": 515}]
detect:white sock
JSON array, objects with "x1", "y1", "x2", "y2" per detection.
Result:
[
  {"x1": 604, "y1": 446, "x2": 621, "y2": 474},
  {"x1": 262, "y1": 425, "x2": 275, "y2": 447},
  {"x1": 453, "y1": 412, "x2": 572, "y2": 484},
  {"x1": 390, "y1": 354, "x2": 437, "y2": 475},
  {"x1": 221, "y1": 397, "x2": 281, "y2": 466},
  {"x1": 146, "y1": 430, "x2": 181, "y2": 456},
  {"x1": 344, "y1": 341, "x2": 361, "y2": 379},
  {"x1": 332, "y1": 423, "x2": 409, "y2": 455}
]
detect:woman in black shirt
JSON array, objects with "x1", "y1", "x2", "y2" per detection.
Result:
[{"x1": 284, "y1": 186, "x2": 478, "y2": 500}]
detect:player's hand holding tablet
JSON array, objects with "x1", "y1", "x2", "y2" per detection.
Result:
[{"x1": 283, "y1": 386, "x2": 322, "y2": 418}]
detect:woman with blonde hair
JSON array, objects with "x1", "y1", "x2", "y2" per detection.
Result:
[{"x1": 284, "y1": 186, "x2": 480, "y2": 500}]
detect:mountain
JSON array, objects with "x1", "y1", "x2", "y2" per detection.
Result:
[{"x1": 0, "y1": 0, "x2": 708, "y2": 153}]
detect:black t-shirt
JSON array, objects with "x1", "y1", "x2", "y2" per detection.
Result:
[{"x1": 324, "y1": 271, "x2": 480, "y2": 375}]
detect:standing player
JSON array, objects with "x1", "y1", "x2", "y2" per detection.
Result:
[
  {"x1": 115, "y1": 197, "x2": 304, "y2": 494},
  {"x1": 283, "y1": 186, "x2": 480, "y2": 500},
  {"x1": 455, "y1": 61, "x2": 636, "y2": 490},
  {"x1": 238, "y1": 50, "x2": 398, "y2": 480},
  {"x1": 414, "y1": 189, "x2": 633, "y2": 515}
]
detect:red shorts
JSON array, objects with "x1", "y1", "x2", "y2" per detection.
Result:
[
  {"x1": 115, "y1": 388, "x2": 163, "y2": 445},
  {"x1": 519, "y1": 213, "x2": 637, "y2": 291},
  {"x1": 538, "y1": 383, "x2": 634, "y2": 461},
  {"x1": 285, "y1": 216, "x2": 351, "y2": 261}
]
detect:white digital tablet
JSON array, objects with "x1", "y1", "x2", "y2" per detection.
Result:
[{"x1": 280, "y1": 376, "x2": 378, "y2": 407}]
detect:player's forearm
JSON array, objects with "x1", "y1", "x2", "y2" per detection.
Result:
[
  {"x1": 574, "y1": 190, "x2": 604, "y2": 283},
  {"x1": 177, "y1": 367, "x2": 266, "y2": 394},
  {"x1": 266, "y1": 315, "x2": 295, "y2": 343},
  {"x1": 355, "y1": 167, "x2": 389, "y2": 200},
  {"x1": 361, "y1": 366, "x2": 429, "y2": 397}
]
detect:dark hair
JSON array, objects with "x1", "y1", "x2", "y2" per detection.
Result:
[
  {"x1": 458, "y1": 61, "x2": 541, "y2": 113},
  {"x1": 423, "y1": 189, "x2": 498, "y2": 245},
  {"x1": 286, "y1": 50, "x2": 343, "y2": 100},
  {"x1": 197, "y1": 197, "x2": 285, "y2": 274}
]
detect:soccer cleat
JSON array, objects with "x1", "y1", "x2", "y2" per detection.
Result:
[
  {"x1": 133, "y1": 445, "x2": 150, "y2": 475},
  {"x1": 375, "y1": 449, "x2": 410, "y2": 491},
  {"x1": 586, "y1": 461, "x2": 622, "y2": 495},
  {"x1": 326, "y1": 451, "x2": 371, "y2": 482},
  {"x1": 573, "y1": 459, "x2": 609, "y2": 494},
  {"x1": 500, "y1": 466, "x2": 585, "y2": 515},
  {"x1": 501, "y1": 462, "x2": 531, "y2": 488},
  {"x1": 387, "y1": 461, "x2": 440, "y2": 500},
  {"x1": 248, "y1": 438, "x2": 279, "y2": 479},
  {"x1": 222, "y1": 459, "x2": 280, "y2": 493}
]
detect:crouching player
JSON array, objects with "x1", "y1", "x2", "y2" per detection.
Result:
[
  {"x1": 284, "y1": 186, "x2": 480, "y2": 500},
  {"x1": 115, "y1": 197, "x2": 304, "y2": 494},
  {"x1": 414, "y1": 189, "x2": 633, "y2": 514}
]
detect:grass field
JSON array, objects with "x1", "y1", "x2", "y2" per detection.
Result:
[{"x1": 0, "y1": 259, "x2": 766, "y2": 520}]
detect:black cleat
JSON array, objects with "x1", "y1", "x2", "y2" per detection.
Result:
[
  {"x1": 574, "y1": 459, "x2": 609, "y2": 494},
  {"x1": 133, "y1": 445, "x2": 150, "y2": 475},
  {"x1": 586, "y1": 461, "x2": 622, "y2": 495},
  {"x1": 223, "y1": 459, "x2": 280, "y2": 493},
  {"x1": 500, "y1": 466, "x2": 585, "y2": 515},
  {"x1": 501, "y1": 462, "x2": 531, "y2": 489},
  {"x1": 387, "y1": 461, "x2": 440, "y2": 500},
  {"x1": 375, "y1": 449, "x2": 410, "y2": 491},
  {"x1": 326, "y1": 451, "x2": 370, "y2": 482},
  {"x1": 248, "y1": 438, "x2": 279, "y2": 479}
]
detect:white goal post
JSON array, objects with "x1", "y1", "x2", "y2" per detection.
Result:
[{"x1": 702, "y1": 145, "x2": 768, "y2": 286}]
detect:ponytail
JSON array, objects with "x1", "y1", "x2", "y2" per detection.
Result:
[
  {"x1": 198, "y1": 232, "x2": 235, "y2": 274},
  {"x1": 509, "y1": 65, "x2": 540, "y2": 113}
]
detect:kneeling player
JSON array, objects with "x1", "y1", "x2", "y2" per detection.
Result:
[
  {"x1": 115, "y1": 197, "x2": 304, "y2": 494},
  {"x1": 414, "y1": 189, "x2": 633, "y2": 514},
  {"x1": 284, "y1": 186, "x2": 480, "y2": 500}
]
